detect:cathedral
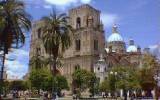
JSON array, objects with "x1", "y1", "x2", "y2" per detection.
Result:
[
  {"x1": 94, "y1": 24, "x2": 142, "y2": 83},
  {"x1": 105, "y1": 24, "x2": 142, "y2": 68},
  {"x1": 29, "y1": 4, "x2": 142, "y2": 83}
]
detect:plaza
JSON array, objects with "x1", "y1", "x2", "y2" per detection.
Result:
[{"x1": 0, "y1": 0, "x2": 160, "y2": 100}]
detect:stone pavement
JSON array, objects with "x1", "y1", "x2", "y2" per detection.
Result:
[{"x1": 1, "y1": 96, "x2": 131, "y2": 100}]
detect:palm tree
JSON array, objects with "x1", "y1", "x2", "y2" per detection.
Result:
[
  {"x1": 30, "y1": 52, "x2": 45, "y2": 70},
  {"x1": 0, "y1": 0, "x2": 31, "y2": 80},
  {"x1": 40, "y1": 9, "x2": 73, "y2": 75}
]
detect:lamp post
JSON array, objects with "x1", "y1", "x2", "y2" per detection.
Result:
[{"x1": 110, "y1": 71, "x2": 117, "y2": 98}]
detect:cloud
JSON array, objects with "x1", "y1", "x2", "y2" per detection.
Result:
[
  {"x1": 101, "y1": 13, "x2": 119, "y2": 28},
  {"x1": 6, "y1": 60, "x2": 28, "y2": 79},
  {"x1": 44, "y1": 0, "x2": 92, "y2": 10},
  {"x1": 45, "y1": 0, "x2": 76, "y2": 6},
  {"x1": 5, "y1": 49, "x2": 29, "y2": 79},
  {"x1": 44, "y1": 0, "x2": 91, "y2": 6},
  {"x1": 24, "y1": 0, "x2": 92, "y2": 10},
  {"x1": 81, "y1": 0, "x2": 91, "y2": 3},
  {"x1": 11, "y1": 49, "x2": 28, "y2": 56},
  {"x1": 149, "y1": 43, "x2": 160, "y2": 59},
  {"x1": 44, "y1": 5, "x2": 52, "y2": 9}
]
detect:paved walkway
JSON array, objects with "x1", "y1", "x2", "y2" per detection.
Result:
[{"x1": 1, "y1": 96, "x2": 129, "y2": 100}]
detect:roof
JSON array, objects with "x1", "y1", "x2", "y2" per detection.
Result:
[{"x1": 69, "y1": 4, "x2": 100, "y2": 13}]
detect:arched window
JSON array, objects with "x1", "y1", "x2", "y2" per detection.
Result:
[
  {"x1": 75, "y1": 39, "x2": 81, "y2": 51},
  {"x1": 36, "y1": 47, "x2": 41, "y2": 54},
  {"x1": 76, "y1": 17, "x2": 81, "y2": 29},
  {"x1": 94, "y1": 40, "x2": 98, "y2": 50},
  {"x1": 87, "y1": 16, "x2": 93, "y2": 27},
  {"x1": 75, "y1": 64, "x2": 80, "y2": 70},
  {"x1": 104, "y1": 67, "x2": 107, "y2": 72},
  {"x1": 97, "y1": 67, "x2": 100, "y2": 71},
  {"x1": 37, "y1": 28, "x2": 41, "y2": 39}
]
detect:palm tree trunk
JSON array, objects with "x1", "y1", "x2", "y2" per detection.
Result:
[
  {"x1": 48, "y1": 55, "x2": 52, "y2": 73},
  {"x1": 52, "y1": 47, "x2": 59, "y2": 76},
  {"x1": 53, "y1": 57, "x2": 57, "y2": 76},
  {"x1": 1, "y1": 27, "x2": 9, "y2": 81},
  {"x1": 0, "y1": 49, "x2": 5, "y2": 81},
  {"x1": 0, "y1": 48, "x2": 6, "y2": 98}
]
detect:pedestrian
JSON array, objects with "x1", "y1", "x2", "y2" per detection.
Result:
[
  {"x1": 52, "y1": 92, "x2": 57, "y2": 100},
  {"x1": 102, "y1": 92, "x2": 105, "y2": 98},
  {"x1": 131, "y1": 92, "x2": 135, "y2": 100}
]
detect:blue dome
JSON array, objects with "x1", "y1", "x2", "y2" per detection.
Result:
[
  {"x1": 107, "y1": 33, "x2": 124, "y2": 42},
  {"x1": 127, "y1": 45, "x2": 138, "y2": 52}
]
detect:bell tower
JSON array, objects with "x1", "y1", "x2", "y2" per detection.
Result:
[
  {"x1": 62, "y1": 4, "x2": 105, "y2": 81},
  {"x1": 64, "y1": 4, "x2": 105, "y2": 57},
  {"x1": 69, "y1": 4, "x2": 101, "y2": 29}
]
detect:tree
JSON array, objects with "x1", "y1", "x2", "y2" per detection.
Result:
[
  {"x1": 56, "y1": 75, "x2": 69, "y2": 96},
  {"x1": 142, "y1": 54, "x2": 158, "y2": 69},
  {"x1": 9, "y1": 80, "x2": 28, "y2": 91},
  {"x1": 87, "y1": 72, "x2": 98, "y2": 96},
  {"x1": 100, "y1": 66, "x2": 141, "y2": 97},
  {"x1": 0, "y1": 0, "x2": 31, "y2": 80},
  {"x1": 0, "y1": 80, "x2": 9, "y2": 97},
  {"x1": 138, "y1": 68, "x2": 155, "y2": 94},
  {"x1": 99, "y1": 79, "x2": 109, "y2": 92},
  {"x1": 29, "y1": 68, "x2": 69, "y2": 94},
  {"x1": 138, "y1": 54, "x2": 158, "y2": 97},
  {"x1": 40, "y1": 9, "x2": 73, "y2": 75},
  {"x1": 30, "y1": 51, "x2": 45, "y2": 70},
  {"x1": 72, "y1": 69, "x2": 97, "y2": 96},
  {"x1": 29, "y1": 69, "x2": 51, "y2": 92},
  {"x1": 72, "y1": 69, "x2": 89, "y2": 90},
  {"x1": 56, "y1": 75, "x2": 69, "y2": 91},
  {"x1": 111, "y1": 66, "x2": 140, "y2": 90}
]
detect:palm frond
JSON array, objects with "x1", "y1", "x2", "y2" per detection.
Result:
[{"x1": 40, "y1": 10, "x2": 73, "y2": 75}]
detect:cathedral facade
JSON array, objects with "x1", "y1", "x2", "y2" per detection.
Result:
[
  {"x1": 29, "y1": 4, "x2": 105, "y2": 79},
  {"x1": 30, "y1": 4, "x2": 143, "y2": 83}
]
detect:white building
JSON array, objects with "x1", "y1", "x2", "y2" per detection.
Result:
[{"x1": 94, "y1": 54, "x2": 108, "y2": 83}]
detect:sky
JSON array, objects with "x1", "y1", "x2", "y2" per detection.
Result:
[{"x1": 3, "y1": 0, "x2": 160, "y2": 79}]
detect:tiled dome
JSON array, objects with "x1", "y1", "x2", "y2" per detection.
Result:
[
  {"x1": 127, "y1": 39, "x2": 138, "y2": 52},
  {"x1": 107, "y1": 25, "x2": 124, "y2": 43},
  {"x1": 108, "y1": 33, "x2": 124, "y2": 42},
  {"x1": 127, "y1": 45, "x2": 138, "y2": 52}
]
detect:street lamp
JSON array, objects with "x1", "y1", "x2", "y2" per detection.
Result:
[{"x1": 110, "y1": 71, "x2": 117, "y2": 75}]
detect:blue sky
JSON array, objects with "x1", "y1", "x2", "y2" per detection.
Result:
[{"x1": 4, "y1": 0, "x2": 160, "y2": 79}]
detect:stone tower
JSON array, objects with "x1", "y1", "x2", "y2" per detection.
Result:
[
  {"x1": 29, "y1": 21, "x2": 47, "y2": 72},
  {"x1": 62, "y1": 4, "x2": 105, "y2": 81}
]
